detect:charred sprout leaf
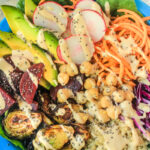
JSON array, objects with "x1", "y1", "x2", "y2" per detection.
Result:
[
  {"x1": 0, "y1": 117, "x2": 25, "y2": 150},
  {"x1": 3, "y1": 110, "x2": 42, "y2": 139},
  {"x1": 33, "y1": 125, "x2": 74, "y2": 149}
]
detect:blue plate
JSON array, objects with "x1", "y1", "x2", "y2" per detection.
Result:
[{"x1": 0, "y1": 0, "x2": 150, "y2": 149}]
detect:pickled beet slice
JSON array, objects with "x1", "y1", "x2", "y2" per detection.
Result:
[
  {"x1": 0, "y1": 88, "x2": 15, "y2": 116},
  {"x1": 19, "y1": 63, "x2": 44, "y2": 104}
]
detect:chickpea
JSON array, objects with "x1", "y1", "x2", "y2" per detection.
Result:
[
  {"x1": 112, "y1": 90, "x2": 125, "y2": 103},
  {"x1": 98, "y1": 109, "x2": 110, "y2": 123},
  {"x1": 99, "y1": 96, "x2": 112, "y2": 108},
  {"x1": 103, "y1": 86, "x2": 116, "y2": 96},
  {"x1": 74, "y1": 112, "x2": 89, "y2": 124},
  {"x1": 59, "y1": 64, "x2": 67, "y2": 73},
  {"x1": 84, "y1": 78, "x2": 96, "y2": 90},
  {"x1": 106, "y1": 106, "x2": 121, "y2": 120},
  {"x1": 58, "y1": 72, "x2": 69, "y2": 86},
  {"x1": 80, "y1": 61, "x2": 92, "y2": 75},
  {"x1": 76, "y1": 91, "x2": 87, "y2": 104},
  {"x1": 124, "y1": 91, "x2": 134, "y2": 102},
  {"x1": 67, "y1": 63, "x2": 78, "y2": 76},
  {"x1": 85, "y1": 88, "x2": 99, "y2": 101},
  {"x1": 105, "y1": 73, "x2": 118, "y2": 86},
  {"x1": 57, "y1": 88, "x2": 73, "y2": 103}
]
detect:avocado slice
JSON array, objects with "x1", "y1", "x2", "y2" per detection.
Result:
[
  {"x1": 1, "y1": 5, "x2": 59, "y2": 60},
  {"x1": 0, "y1": 40, "x2": 12, "y2": 57},
  {"x1": 0, "y1": 31, "x2": 57, "y2": 87},
  {"x1": 25, "y1": 0, "x2": 37, "y2": 20}
]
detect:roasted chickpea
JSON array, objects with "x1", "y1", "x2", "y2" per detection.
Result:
[
  {"x1": 59, "y1": 64, "x2": 67, "y2": 73},
  {"x1": 76, "y1": 92, "x2": 87, "y2": 104},
  {"x1": 66, "y1": 63, "x2": 78, "y2": 76},
  {"x1": 58, "y1": 72, "x2": 69, "y2": 86},
  {"x1": 124, "y1": 91, "x2": 134, "y2": 102},
  {"x1": 80, "y1": 61, "x2": 92, "y2": 75},
  {"x1": 106, "y1": 106, "x2": 121, "y2": 120},
  {"x1": 74, "y1": 112, "x2": 89, "y2": 124},
  {"x1": 112, "y1": 90, "x2": 125, "y2": 103},
  {"x1": 57, "y1": 89, "x2": 73, "y2": 103},
  {"x1": 103, "y1": 86, "x2": 116, "y2": 96},
  {"x1": 99, "y1": 96, "x2": 112, "y2": 108},
  {"x1": 84, "y1": 78, "x2": 96, "y2": 90},
  {"x1": 105, "y1": 73, "x2": 118, "y2": 86},
  {"x1": 98, "y1": 109, "x2": 110, "y2": 123},
  {"x1": 85, "y1": 88, "x2": 99, "y2": 101}
]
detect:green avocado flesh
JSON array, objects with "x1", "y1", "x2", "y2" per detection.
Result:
[
  {"x1": 25, "y1": 0, "x2": 37, "y2": 20},
  {"x1": 1, "y1": 5, "x2": 59, "y2": 60},
  {"x1": 0, "y1": 41, "x2": 12, "y2": 57},
  {"x1": 0, "y1": 31, "x2": 57, "y2": 87}
]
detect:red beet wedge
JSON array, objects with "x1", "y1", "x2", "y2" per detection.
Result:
[
  {"x1": 0, "y1": 87, "x2": 15, "y2": 116},
  {"x1": 19, "y1": 63, "x2": 44, "y2": 104}
]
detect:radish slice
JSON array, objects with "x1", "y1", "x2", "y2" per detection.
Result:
[
  {"x1": 57, "y1": 46, "x2": 66, "y2": 62},
  {"x1": 58, "y1": 35, "x2": 95, "y2": 64},
  {"x1": 75, "y1": 0, "x2": 102, "y2": 15},
  {"x1": 70, "y1": 9, "x2": 106, "y2": 43},
  {"x1": 33, "y1": 1, "x2": 68, "y2": 35}
]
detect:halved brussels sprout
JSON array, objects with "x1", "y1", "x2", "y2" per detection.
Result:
[
  {"x1": 53, "y1": 104, "x2": 73, "y2": 124},
  {"x1": 33, "y1": 125, "x2": 74, "y2": 150},
  {"x1": 3, "y1": 110, "x2": 42, "y2": 139}
]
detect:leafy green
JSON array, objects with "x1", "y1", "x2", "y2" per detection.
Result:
[
  {"x1": 96, "y1": 0, "x2": 141, "y2": 16},
  {"x1": 17, "y1": 0, "x2": 72, "y2": 13},
  {"x1": 17, "y1": 0, "x2": 25, "y2": 13},
  {"x1": 0, "y1": 117, "x2": 25, "y2": 150}
]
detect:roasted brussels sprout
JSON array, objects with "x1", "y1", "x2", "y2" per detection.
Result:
[
  {"x1": 33, "y1": 125, "x2": 74, "y2": 150},
  {"x1": 53, "y1": 104, "x2": 73, "y2": 124},
  {"x1": 3, "y1": 110, "x2": 42, "y2": 139}
]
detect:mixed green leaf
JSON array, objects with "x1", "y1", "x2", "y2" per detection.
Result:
[{"x1": 96, "y1": 0, "x2": 141, "y2": 15}]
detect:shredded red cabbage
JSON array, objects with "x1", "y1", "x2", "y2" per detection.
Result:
[{"x1": 133, "y1": 80, "x2": 150, "y2": 140}]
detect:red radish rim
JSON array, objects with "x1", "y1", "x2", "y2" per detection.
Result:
[
  {"x1": 33, "y1": 1, "x2": 68, "y2": 25},
  {"x1": 75, "y1": 0, "x2": 94, "y2": 9},
  {"x1": 57, "y1": 46, "x2": 66, "y2": 62}
]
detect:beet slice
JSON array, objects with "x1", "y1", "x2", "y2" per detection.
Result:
[
  {"x1": 19, "y1": 63, "x2": 44, "y2": 104},
  {"x1": 0, "y1": 88, "x2": 15, "y2": 116}
]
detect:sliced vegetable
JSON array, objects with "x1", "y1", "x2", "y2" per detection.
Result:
[
  {"x1": 33, "y1": 1, "x2": 68, "y2": 35},
  {"x1": 20, "y1": 63, "x2": 44, "y2": 104},
  {"x1": 58, "y1": 35, "x2": 94, "y2": 64},
  {"x1": 70, "y1": 9, "x2": 106, "y2": 43},
  {"x1": 0, "y1": 41, "x2": 12, "y2": 58},
  {"x1": 0, "y1": 88, "x2": 15, "y2": 116},
  {"x1": 1, "y1": 5, "x2": 59, "y2": 60},
  {"x1": 0, "y1": 31, "x2": 57, "y2": 87},
  {"x1": 3, "y1": 110, "x2": 42, "y2": 139},
  {"x1": 25, "y1": 0, "x2": 37, "y2": 20},
  {"x1": 75, "y1": 0, "x2": 102, "y2": 15}
]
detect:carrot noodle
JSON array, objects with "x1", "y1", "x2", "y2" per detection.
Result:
[{"x1": 93, "y1": 9, "x2": 150, "y2": 86}]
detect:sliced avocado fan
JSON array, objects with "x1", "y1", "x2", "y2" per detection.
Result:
[
  {"x1": 0, "y1": 31, "x2": 57, "y2": 87},
  {"x1": 1, "y1": 5, "x2": 59, "y2": 60}
]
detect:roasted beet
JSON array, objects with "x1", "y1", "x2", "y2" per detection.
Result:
[
  {"x1": 19, "y1": 63, "x2": 44, "y2": 104},
  {"x1": 0, "y1": 87, "x2": 15, "y2": 116},
  {"x1": 10, "y1": 69, "x2": 24, "y2": 93},
  {"x1": 50, "y1": 75, "x2": 84, "y2": 101},
  {"x1": 0, "y1": 70, "x2": 14, "y2": 96}
]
